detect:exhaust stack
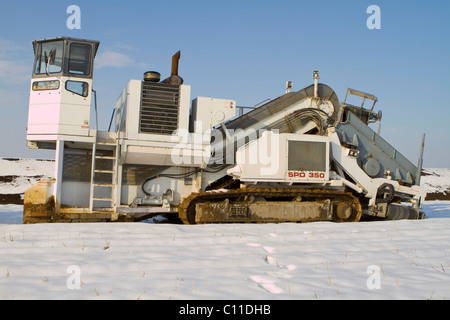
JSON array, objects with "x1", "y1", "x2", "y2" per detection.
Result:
[
  {"x1": 162, "y1": 50, "x2": 183, "y2": 85},
  {"x1": 171, "y1": 50, "x2": 180, "y2": 76}
]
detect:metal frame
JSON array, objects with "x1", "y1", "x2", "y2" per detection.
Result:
[
  {"x1": 344, "y1": 88, "x2": 378, "y2": 111},
  {"x1": 32, "y1": 37, "x2": 99, "y2": 80}
]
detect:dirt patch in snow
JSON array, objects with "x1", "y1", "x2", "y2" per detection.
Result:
[
  {"x1": 0, "y1": 194, "x2": 22, "y2": 205},
  {"x1": 425, "y1": 191, "x2": 450, "y2": 201},
  {"x1": 0, "y1": 175, "x2": 44, "y2": 183}
]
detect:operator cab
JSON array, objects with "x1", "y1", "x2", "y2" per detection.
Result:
[{"x1": 27, "y1": 37, "x2": 99, "y2": 145}]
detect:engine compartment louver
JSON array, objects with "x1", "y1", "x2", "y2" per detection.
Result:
[{"x1": 139, "y1": 82, "x2": 180, "y2": 135}]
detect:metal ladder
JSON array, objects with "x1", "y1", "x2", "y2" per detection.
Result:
[
  {"x1": 88, "y1": 89, "x2": 117, "y2": 213},
  {"x1": 89, "y1": 140, "x2": 117, "y2": 212}
]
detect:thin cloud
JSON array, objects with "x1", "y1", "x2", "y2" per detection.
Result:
[
  {"x1": 0, "y1": 38, "x2": 28, "y2": 59},
  {"x1": 95, "y1": 51, "x2": 133, "y2": 68},
  {"x1": 0, "y1": 60, "x2": 31, "y2": 84},
  {"x1": 0, "y1": 38, "x2": 32, "y2": 84}
]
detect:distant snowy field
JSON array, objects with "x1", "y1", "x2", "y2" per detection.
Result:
[
  {"x1": 1, "y1": 159, "x2": 450, "y2": 300},
  {"x1": 0, "y1": 158, "x2": 54, "y2": 204}
]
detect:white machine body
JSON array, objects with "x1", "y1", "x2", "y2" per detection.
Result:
[{"x1": 23, "y1": 36, "x2": 427, "y2": 224}]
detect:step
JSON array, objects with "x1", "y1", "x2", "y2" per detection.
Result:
[
  {"x1": 94, "y1": 170, "x2": 115, "y2": 173},
  {"x1": 93, "y1": 183, "x2": 115, "y2": 187},
  {"x1": 93, "y1": 197, "x2": 114, "y2": 201},
  {"x1": 96, "y1": 139, "x2": 117, "y2": 146},
  {"x1": 95, "y1": 156, "x2": 116, "y2": 160}
]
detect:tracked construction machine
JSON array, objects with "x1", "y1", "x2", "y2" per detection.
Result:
[{"x1": 24, "y1": 37, "x2": 426, "y2": 224}]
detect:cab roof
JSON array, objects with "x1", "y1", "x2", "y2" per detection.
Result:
[{"x1": 32, "y1": 36, "x2": 100, "y2": 57}]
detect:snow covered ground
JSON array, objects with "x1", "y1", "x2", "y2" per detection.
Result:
[
  {"x1": 1, "y1": 158, "x2": 450, "y2": 300},
  {"x1": 0, "y1": 201, "x2": 450, "y2": 300}
]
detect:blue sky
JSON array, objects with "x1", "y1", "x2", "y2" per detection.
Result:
[{"x1": 0, "y1": 0, "x2": 449, "y2": 167}]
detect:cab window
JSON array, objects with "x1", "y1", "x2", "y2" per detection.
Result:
[
  {"x1": 66, "y1": 80, "x2": 89, "y2": 97},
  {"x1": 34, "y1": 41, "x2": 64, "y2": 74},
  {"x1": 69, "y1": 43, "x2": 91, "y2": 75},
  {"x1": 32, "y1": 80, "x2": 60, "y2": 91}
]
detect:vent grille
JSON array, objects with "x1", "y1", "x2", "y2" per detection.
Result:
[
  {"x1": 140, "y1": 82, "x2": 180, "y2": 135},
  {"x1": 288, "y1": 141, "x2": 326, "y2": 172},
  {"x1": 63, "y1": 148, "x2": 113, "y2": 183}
]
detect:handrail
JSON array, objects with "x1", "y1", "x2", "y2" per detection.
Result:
[
  {"x1": 344, "y1": 88, "x2": 378, "y2": 111},
  {"x1": 113, "y1": 104, "x2": 125, "y2": 211},
  {"x1": 89, "y1": 89, "x2": 99, "y2": 212},
  {"x1": 93, "y1": 89, "x2": 98, "y2": 131},
  {"x1": 108, "y1": 109, "x2": 116, "y2": 132}
]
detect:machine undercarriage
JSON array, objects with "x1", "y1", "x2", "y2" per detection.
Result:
[{"x1": 177, "y1": 188, "x2": 362, "y2": 224}]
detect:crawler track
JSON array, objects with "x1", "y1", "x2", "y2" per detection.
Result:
[{"x1": 177, "y1": 188, "x2": 362, "y2": 224}]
